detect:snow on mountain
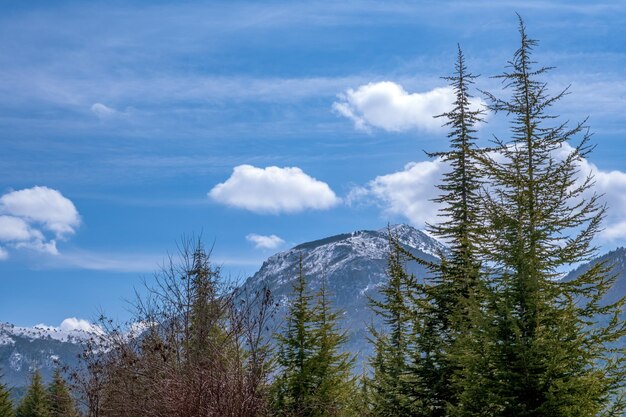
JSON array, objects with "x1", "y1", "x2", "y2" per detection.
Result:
[
  {"x1": 0, "y1": 320, "x2": 104, "y2": 390},
  {"x1": 0, "y1": 319, "x2": 103, "y2": 346},
  {"x1": 242, "y1": 224, "x2": 442, "y2": 366}
]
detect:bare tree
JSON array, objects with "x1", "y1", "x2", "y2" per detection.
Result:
[{"x1": 72, "y1": 237, "x2": 276, "y2": 417}]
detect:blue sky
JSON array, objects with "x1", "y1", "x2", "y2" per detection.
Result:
[{"x1": 1, "y1": 0, "x2": 625, "y2": 328}]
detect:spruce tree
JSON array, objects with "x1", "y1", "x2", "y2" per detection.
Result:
[
  {"x1": 0, "y1": 380, "x2": 14, "y2": 417},
  {"x1": 310, "y1": 277, "x2": 356, "y2": 417},
  {"x1": 187, "y1": 245, "x2": 226, "y2": 365},
  {"x1": 47, "y1": 369, "x2": 76, "y2": 417},
  {"x1": 410, "y1": 45, "x2": 487, "y2": 417},
  {"x1": 273, "y1": 257, "x2": 355, "y2": 417},
  {"x1": 368, "y1": 236, "x2": 416, "y2": 417},
  {"x1": 477, "y1": 16, "x2": 626, "y2": 416},
  {"x1": 273, "y1": 257, "x2": 319, "y2": 417},
  {"x1": 16, "y1": 371, "x2": 49, "y2": 417}
]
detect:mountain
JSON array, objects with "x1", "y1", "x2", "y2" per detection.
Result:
[
  {"x1": 0, "y1": 322, "x2": 103, "y2": 399},
  {"x1": 241, "y1": 224, "x2": 444, "y2": 365},
  {"x1": 3, "y1": 224, "x2": 624, "y2": 395},
  {"x1": 0, "y1": 224, "x2": 442, "y2": 392},
  {"x1": 564, "y1": 247, "x2": 626, "y2": 306}
]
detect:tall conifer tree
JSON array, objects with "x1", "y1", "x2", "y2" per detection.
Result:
[
  {"x1": 478, "y1": 16, "x2": 626, "y2": 416},
  {"x1": 399, "y1": 45, "x2": 487, "y2": 417},
  {"x1": 310, "y1": 278, "x2": 356, "y2": 417},
  {"x1": 368, "y1": 237, "x2": 416, "y2": 417},
  {"x1": 273, "y1": 257, "x2": 319, "y2": 417},
  {"x1": 47, "y1": 369, "x2": 77, "y2": 417},
  {"x1": 16, "y1": 371, "x2": 49, "y2": 417},
  {"x1": 273, "y1": 258, "x2": 355, "y2": 417}
]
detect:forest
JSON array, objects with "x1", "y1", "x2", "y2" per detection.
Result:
[{"x1": 1, "y1": 17, "x2": 625, "y2": 417}]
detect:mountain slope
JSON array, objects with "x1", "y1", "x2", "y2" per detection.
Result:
[
  {"x1": 242, "y1": 224, "x2": 444, "y2": 364},
  {"x1": 0, "y1": 323, "x2": 100, "y2": 390},
  {"x1": 564, "y1": 247, "x2": 626, "y2": 306}
]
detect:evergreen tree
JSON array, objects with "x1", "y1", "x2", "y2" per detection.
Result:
[
  {"x1": 368, "y1": 237, "x2": 416, "y2": 417},
  {"x1": 408, "y1": 45, "x2": 487, "y2": 417},
  {"x1": 0, "y1": 379, "x2": 14, "y2": 417},
  {"x1": 273, "y1": 257, "x2": 355, "y2": 417},
  {"x1": 477, "y1": 16, "x2": 626, "y2": 416},
  {"x1": 187, "y1": 244, "x2": 226, "y2": 365},
  {"x1": 47, "y1": 369, "x2": 76, "y2": 417},
  {"x1": 16, "y1": 371, "x2": 49, "y2": 417},
  {"x1": 273, "y1": 257, "x2": 319, "y2": 417},
  {"x1": 309, "y1": 277, "x2": 356, "y2": 417}
]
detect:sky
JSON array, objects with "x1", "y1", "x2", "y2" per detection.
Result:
[{"x1": 1, "y1": 0, "x2": 625, "y2": 328}]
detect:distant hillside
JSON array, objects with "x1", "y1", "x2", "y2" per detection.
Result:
[
  {"x1": 0, "y1": 322, "x2": 100, "y2": 392},
  {"x1": 4, "y1": 227, "x2": 626, "y2": 396},
  {"x1": 241, "y1": 223, "x2": 443, "y2": 366},
  {"x1": 564, "y1": 247, "x2": 626, "y2": 306}
]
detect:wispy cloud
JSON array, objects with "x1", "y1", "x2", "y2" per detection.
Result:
[{"x1": 246, "y1": 233, "x2": 285, "y2": 250}]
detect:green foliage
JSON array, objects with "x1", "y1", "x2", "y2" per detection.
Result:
[
  {"x1": 273, "y1": 257, "x2": 356, "y2": 417},
  {"x1": 309, "y1": 278, "x2": 357, "y2": 416},
  {"x1": 187, "y1": 244, "x2": 229, "y2": 365},
  {"x1": 46, "y1": 369, "x2": 76, "y2": 417},
  {"x1": 368, "y1": 17, "x2": 626, "y2": 417},
  {"x1": 367, "y1": 239, "x2": 416, "y2": 417},
  {"x1": 0, "y1": 380, "x2": 14, "y2": 417},
  {"x1": 16, "y1": 371, "x2": 49, "y2": 417},
  {"x1": 473, "y1": 16, "x2": 626, "y2": 417},
  {"x1": 410, "y1": 45, "x2": 487, "y2": 417}
]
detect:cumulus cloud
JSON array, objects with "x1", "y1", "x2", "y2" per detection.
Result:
[
  {"x1": 246, "y1": 233, "x2": 285, "y2": 250},
  {"x1": 0, "y1": 215, "x2": 44, "y2": 242},
  {"x1": 209, "y1": 165, "x2": 340, "y2": 214},
  {"x1": 0, "y1": 186, "x2": 80, "y2": 259},
  {"x1": 0, "y1": 186, "x2": 80, "y2": 237},
  {"x1": 350, "y1": 159, "x2": 446, "y2": 227},
  {"x1": 60, "y1": 317, "x2": 103, "y2": 334},
  {"x1": 353, "y1": 142, "x2": 626, "y2": 246},
  {"x1": 333, "y1": 82, "x2": 485, "y2": 133}
]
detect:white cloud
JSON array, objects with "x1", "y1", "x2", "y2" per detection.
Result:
[
  {"x1": 0, "y1": 215, "x2": 44, "y2": 242},
  {"x1": 209, "y1": 165, "x2": 340, "y2": 214},
  {"x1": 353, "y1": 142, "x2": 626, "y2": 245},
  {"x1": 0, "y1": 186, "x2": 80, "y2": 258},
  {"x1": 246, "y1": 233, "x2": 285, "y2": 250},
  {"x1": 0, "y1": 186, "x2": 80, "y2": 237},
  {"x1": 333, "y1": 82, "x2": 485, "y2": 133},
  {"x1": 0, "y1": 247, "x2": 8, "y2": 261},
  {"x1": 351, "y1": 159, "x2": 446, "y2": 227},
  {"x1": 60, "y1": 317, "x2": 103, "y2": 334},
  {"x1": 91, "y1": 102, "x2": 117, "y2": 118}
]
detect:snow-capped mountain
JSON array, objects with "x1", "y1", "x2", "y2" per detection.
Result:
[
  {"x1": 5, "y1": 224, "x2": 623, "y2": 394},
  {"x1": 1, "y1": 224, "x2": 442, "y2": 391},
  {"x1": 241, "y1": 224, "x2": 444, "y2": 364},
  {"x1": 0, "y1": 320, "x2": 102, "y2": 389}
]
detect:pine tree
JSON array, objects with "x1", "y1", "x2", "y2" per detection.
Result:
[
  {"x1": 16, "y1": 371, "x2": 49, "y2": 417},
  {"x1": 0, "y1": 379, "x2": 14, "y2": 417},
  {"x1": 273, "y1": 257, "x2": 356, "y2": 417},
  {"x1": 47, "y1": 369, "x2": 76, "y2": 417},
  {"x1": 368, "y1": 237, "x2": 416, "y2": 417},
  {"x1": 396, "y1": 45, "x2": 488, "y2": 417},
  {"x1": 309, "y1": 277, "x2": 356, "y2": 417},
  {"x1": 273, "y1": 257, "x2": 319, "y2": 417},
  {"x1": 477, "y1": 15, "x2": 626, "y2": 416},
  {"x1": 187, "y1": 244, "x2": 226, "y2": 365}
]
